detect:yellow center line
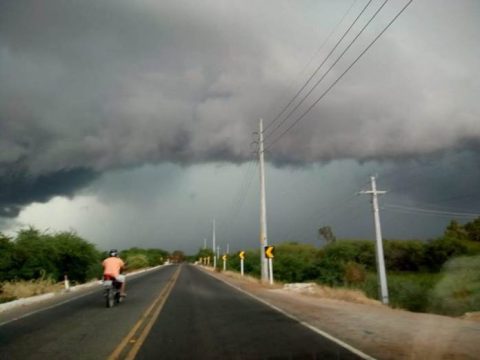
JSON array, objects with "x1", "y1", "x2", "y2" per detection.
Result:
[{"x1": 108, "y1": 265, "x2": 182, "y2": 360}]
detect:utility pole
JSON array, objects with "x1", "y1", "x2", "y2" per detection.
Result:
[
  {"x1": 258, "y1": 118, "x2": 269, "y2": 283},
  {"x1": 360, "y1": 176, "x2": 389, "y2": 304},
  {"x1": 212, "y1": 218, "x2": 216, "y2": 269}
]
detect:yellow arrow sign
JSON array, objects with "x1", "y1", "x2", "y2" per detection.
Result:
[
  {"x1": 239, "y1": 251, "x2": 245, "y2": 260},
  {"x1": 222, "y1": 254, "x2": 227, "y2": 261},
  {"x1": 264, "y1": 246, "x2": 275, "y2": 259}
]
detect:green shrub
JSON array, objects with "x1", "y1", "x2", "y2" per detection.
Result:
[
  {"x1": 125, "y1": 254, "x2": 149, "y2": 270},
  {"x1": 273, "y1": 243, "x2": 321, "y2": 282},
  {"x1": 384, "y1": 240, "x2": 425, "y2": 272},
  {"x1": 429, "y1": 255, "x2": 480, "y2": 316},
  {"x1": 360, "y1": 272, "x2": 440, "y2": 312},
  {"x1": 424, "y1": 237, "x2": 469, "y2": 271},
  {"x1": 344, "y1": 262, "x2": 366, "y2": 285}
]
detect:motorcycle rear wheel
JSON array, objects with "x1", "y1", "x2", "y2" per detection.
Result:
[{"x1": 106, "y1": 288, "x2": 115, "y2": 308}]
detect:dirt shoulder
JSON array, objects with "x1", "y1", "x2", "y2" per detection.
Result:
[{"x1": 204, "y1": 268, "x2": 480, "y2": 360}]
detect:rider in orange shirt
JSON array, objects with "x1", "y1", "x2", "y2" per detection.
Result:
[{"x1": 102, "y1": 249, "x2": 127, "y2": 296}]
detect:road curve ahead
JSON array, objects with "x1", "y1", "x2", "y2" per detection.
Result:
[{"x1": 0, "y1": 265, "x2": 364, "y2": 359}]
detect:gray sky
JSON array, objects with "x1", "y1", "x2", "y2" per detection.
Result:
[{"x1": 1, "y1": 0, "x2": 479, "y2": 253}]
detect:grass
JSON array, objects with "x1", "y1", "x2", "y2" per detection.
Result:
[
  {"x1": 359, "y1": 272, "x2": 442, "y2": 312},
  {"x1": 0, "y1": 278, "x2": 63, "y2": 303}
]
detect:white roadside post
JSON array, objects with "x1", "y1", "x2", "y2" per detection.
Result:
[
  {"x1": 360, "y1": 176, "x2": 389, "y2": 304},
  {"x1": 264, "y1": 246, "x2": 275, "y2": 285},
  {"x1": 239, "y1": 251, "x2": 245, "y2": 276},
  {"x1": 64, "y1": 274, "x2": 70, "y2": 291},
  {"x1": 268, "y1": 258, "x2": 273, "y2": 285},
  {"x1": 223, "y1": 254, "x2": 227, "y2": 271},
  {"x1": 212, "y1": 218, "x2": 216, "y2": 269}
]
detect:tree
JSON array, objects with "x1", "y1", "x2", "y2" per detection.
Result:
[
  {"x1": 50, "y1": 231, "x2": 101, "y2": 282},
  {"x1": 318, "y1": 226, "x2": 336, "y2": 244},
  {"x1": 170, "y1": 250, "x2": 185, "y2": 263},
  {"x1": 0, "y1": 233, "x2": 15, "y2": 281},
  {"x1": 464, "y1": 217, "x2": 480, "y2": 242},
  {"x1": 444, "y1": 220, "x2": 468, "y2": 241}
]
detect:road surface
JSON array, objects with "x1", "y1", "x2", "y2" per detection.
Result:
[{"x1": 0, "y1": 265, "x2": 364, "y2": 359}]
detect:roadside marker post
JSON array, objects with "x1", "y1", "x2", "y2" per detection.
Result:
[
  {"x1": 239, "y1": 251, "x2": 245, "y2": 276},
  {"x1": 222, "y1": 254, "x2": 227, "y2": 271},
  {"x1": 64, "y1": 274, "x2": 70, "y2": 291},
  {"x1": 264, "y1": 246, "x2": 275, "y2": 285}
]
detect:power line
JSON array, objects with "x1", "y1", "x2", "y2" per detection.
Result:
[
  {"x1": 383, "y1": 198, "x2": 479, "y2": 214},
  {"x1": 264, "y1": 0, "x2": 388, "y2": 142},
  {"x1": 265, "y1": 0, "x2": 414, "y2": 151},
  {"x1": 263, "y1": 0, "x2": 367, "y2": 134},
  {"x1": 383, "y1": 203, "x2": 480, "y2": 218}
]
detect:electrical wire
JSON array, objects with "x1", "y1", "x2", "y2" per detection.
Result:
[
  {"x1": 263, "y1": 0, "x2": 366, "y2": 133},
  {"x1": 265, "y1": 0, "x2": 414, "y2": 151},
  {"x1": 264, "y1": 0, "x2": 380, "y2": 139},
  {"x1": 383, "y1": 203, "x2": 480, "y2": 218}
]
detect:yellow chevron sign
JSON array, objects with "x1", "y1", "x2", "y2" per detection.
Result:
[
  {"x1": 264, "y1": 246, "x2": 275, "y2": 259},
  {"x1": 239, "y1": 251, "x2": 245, "y2": 260},
  {"x1": 222, "y1": 254, "x2": 227, "y2": 261}
]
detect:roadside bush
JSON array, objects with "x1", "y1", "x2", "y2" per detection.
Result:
[
  {"x1": 0, "y1": 234, "x2": 15, "y2": 282},
  {"x1": 429, "y1": 255, "x2": 480, "y2": 316},
  {"x1": 360, "y1": 272, "x2": 441, "y2": 312},
  {"x1": 273, "y1": 243, "x2": 321, "y2": 283},
  {"x1": 344, "y1": 262, "x2": 366, "y2": 285},
  {"x1": 2, "y1": 228, "x2": 101, "y2": 283},
  {"x1": 383, "y1": 240, "x2": 425, "y2": 272},
  {"x1": 314, "y1": 256, "x2": 345, "y2": 286},
  {"x1": 124, "y1": 254, "x2": 149, "y2": 270},
  {"x1": 423, "y1": 237, "x2": 469, "y2": 271},
  {"x1": 120, "y1": 247, "x2": 169, "y2": 268}
]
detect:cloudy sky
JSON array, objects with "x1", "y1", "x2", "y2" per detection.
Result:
[{"x1": 1, "y1": 0, "x2": 479, "y2": 253}]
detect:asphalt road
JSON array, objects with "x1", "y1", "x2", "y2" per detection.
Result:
[{"x1": 0, "y1": 265, "x2": 363, "y2": 359}]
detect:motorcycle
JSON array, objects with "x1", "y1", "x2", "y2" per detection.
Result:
[{"x1": 103, "y1": 275, "x2": 124, "y2": 308}]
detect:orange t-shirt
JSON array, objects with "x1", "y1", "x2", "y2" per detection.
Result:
[{"x1": 102, "y1": 257, "x2": 125, "y2": 277}]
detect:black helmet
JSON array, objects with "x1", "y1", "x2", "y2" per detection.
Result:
[{"x1": 109, "y1": 249, "x2": 118, "y2": 257}]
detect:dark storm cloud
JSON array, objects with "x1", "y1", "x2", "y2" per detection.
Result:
[
  {"x1": 0, "y1": 0, "x2": 479, "y2": 214},
  {"x1": 0, "y1": 167, "x2": 98, "y2": 217}
]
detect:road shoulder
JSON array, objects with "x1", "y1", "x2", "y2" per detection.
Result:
[{"x1": 201, "y1": 267, "x2": 480, "y2": 360}]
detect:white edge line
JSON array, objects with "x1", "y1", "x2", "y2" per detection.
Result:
[
  {"x1": 201, "y1": 268, "x2": 376, "y2": 360},
  {"x1": 0, "y1": 265, "x2": 169, "y2": 327}
]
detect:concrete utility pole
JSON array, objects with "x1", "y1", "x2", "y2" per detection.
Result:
[
  {"x1": 258, "y1": 118, "x2": 269, "y2": 283},
  {"x1": 360, "y1": 176, "x2": 389, "y2": 304},
  {"x1": 212, "y1": 218, "x2": 216, "y2": 269}
]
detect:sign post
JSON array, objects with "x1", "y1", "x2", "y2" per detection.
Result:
[
  {"x1": 222, "y1": 254, "x2": 227, "y2": 271},
  {"x1": 264, "y1": 246, "x2": 275, "y2": 285},
  {"x1": 239, "y1": 251, "x2": 245, "y2": 276}
]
